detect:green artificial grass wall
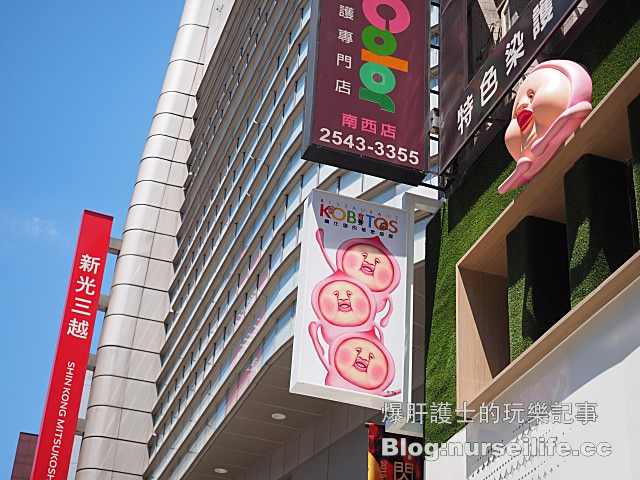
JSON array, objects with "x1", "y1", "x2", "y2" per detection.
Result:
[
  {"x1": 564, "y1": 0, "x2": 640, "y2": 107},
  {"x1": 506, "y1": 217, "x2": 570, "y2": 361},
  {"x1": 424, "y1": 0, "x2": 640, "y2": 445},
  {"x1": 424, "y1": 134, "x2": 520, "y2": 444},
  {"x1": 564, "y1": 155, "x2": 636, "y2": 307},
  {"x1": 627, "y1": 95, "x2": 640, "y2": 248}
]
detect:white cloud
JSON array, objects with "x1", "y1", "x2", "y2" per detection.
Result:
[
  {"x1": 0, "y1": 211, "x2": 61, "y2": 241},
  {"x1": 21, "y1": 216, "x2": 60, "y2": 240}
]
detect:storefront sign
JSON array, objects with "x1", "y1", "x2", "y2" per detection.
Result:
[
  {"x1": 290, "y1": 190, "x2": 409, "y2": 409},
  {"x1": 31, "y1": 211, "x2": 112, "y2": 480},
  {"x1": 368, "y1": 424, "x2": 424, "y2": 480},
  {"x1": 302, "y1": 0, "x2": 427, "y2": 185},
  {"x1": 440, "y1": 0, "x2": 586, "y2": 174}
]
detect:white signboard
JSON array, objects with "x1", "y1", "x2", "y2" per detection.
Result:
[{"x1": 290, "y1": 189, "x2": 409, "y2": 409}]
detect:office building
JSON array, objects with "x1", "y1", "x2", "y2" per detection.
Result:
[
  {"x1": 11, "y1": 433, "x2": 38, "y2": 480},
  {"x1": 76, "y1": 1, "x2": 437, "y2": 479}
]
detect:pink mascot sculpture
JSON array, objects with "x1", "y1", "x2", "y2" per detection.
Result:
[{"x1": 499, "y1": 60, "x2": 592, "y2": 194}]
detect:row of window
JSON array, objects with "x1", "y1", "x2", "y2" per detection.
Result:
[
  {"x1": 151, "y1": 253, "x2": 300, "y2": 458},
  {"x1": 164, "y1": 108, "x2": 305, "y2": 372},
  {"x1": 174, "y1": 68, "x2": 306, "y2": 302},
  {"x1": 177, "y1": 1, "x2": 311, "y2": 248},
  {"x1": 148, "y1": 301, "x2": 297, "y2": 475},
  {"x1": 156, "y1": 102, "x2": 310, "y2": 425},
  {"x1": 150, "y1": 2, "x2": 313, "y2": 458},
  {"x1": 171, "y1": 36, "x2": 308, "y2": 315},
  {"x1": 164, "y1": 32, "x2": 309, "y2": 356},
  {"x1": 157, "y1": 147, "x2": 310, "y2": 412}
]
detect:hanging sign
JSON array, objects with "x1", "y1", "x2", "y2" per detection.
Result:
[
  {"x1": 290, "y1": 190, "x2": 409, "y2": 409},
  {"x1": 31, "y1": 211, "x2": 113, "y2": 480},
  {"x1": 303, "y1": 0, "x2": 427, "y2": 185}
]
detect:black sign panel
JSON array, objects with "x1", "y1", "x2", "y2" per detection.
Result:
[{"x1": 439, "y1": 0, "x2": 586, "y2": 174}]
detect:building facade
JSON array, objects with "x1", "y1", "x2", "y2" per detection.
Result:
[
  {"x1": 71, "y1": 0, "x2": 640, "y2": 479},
  {"x1": 76, "y1": 1, "x2": 438, "y2": 479},
  {"x1": 424, "y1": 0, "x2": 640, "y2": 477},
  {"x1": 11, "y1": 433, "x2": 38, "y2": 480}
]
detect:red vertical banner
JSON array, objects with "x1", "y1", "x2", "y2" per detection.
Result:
[{"x1": 31, "y1": 211, "x2": 113, "y2": 480}]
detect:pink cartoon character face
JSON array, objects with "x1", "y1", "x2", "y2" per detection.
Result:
[
  {"x1": 499, "y1": 60, "x2": 592, "y2": 194},
  {"x1": 339, "y1": 240, "x2": 396, "y2": 293},
  {"x1": 316, "y1": 229, "x2": 401, "y2": 327},
  {"x1": 334, "y1": 337, "x2": 390, "y2": 390},
  {"x1": 313, "y1": 273, "x2": 374, "y2": 328},
  {"x1": 311, "y1": 270, "x2": 379, "y2": 343},
  {"x1": 307, "y1": 327, "x2": 399, "y2": 397},
  {"x1": 318, "y1": 280, "x2": 370, "y2": 325}
]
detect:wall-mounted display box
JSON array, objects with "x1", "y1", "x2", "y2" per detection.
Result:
[{"x1": 456, "y1": 59, "x2": 640, "y2": 414}]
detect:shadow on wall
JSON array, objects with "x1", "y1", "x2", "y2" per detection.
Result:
[{"x1": 564, "y1": 155, "x2": 637, "y2": 307}]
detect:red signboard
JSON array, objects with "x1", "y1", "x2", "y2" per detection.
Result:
[
  {"x1": 367, "y1": 424, "x2": 423, "y2": 480},
  {"x1": 439, "y1": 0, "x2": 590, "y2": 175},
  {"x1": 31, "y1": 211, "x2": 113, "y2": 480},
  {"x1": 302, "y1": 0, "x2": 427, "y2": 185}
]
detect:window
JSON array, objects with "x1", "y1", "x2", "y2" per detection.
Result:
[
  {"x1": 468, "y1": 0, "x2": 501, "y2": 77},
  {"x1": 430, "y1": 77, "x2": 439, "y2": 93},
  {"x1": 499, "y1": 0, "x2": 511, "y2": 34}
]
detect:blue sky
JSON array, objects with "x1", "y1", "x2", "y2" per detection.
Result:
[{"x1": 0, "y1": 1, "x2": 184, "y2": 475}]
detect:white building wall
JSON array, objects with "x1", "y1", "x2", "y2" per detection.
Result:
[
  {"x1": 238, "y1": 404, "x2": 374, "y2": 480},
  {"x1": 76, "y1": 2, "x2": 235, "y2": 478},
  {"x1": 427, "y1": 276, "x2": 640, "y2": 479}
]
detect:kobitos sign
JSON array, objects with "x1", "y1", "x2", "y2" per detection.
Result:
[{"x1": 290, "y1": 190, "x2": 409, "y2": 408}]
